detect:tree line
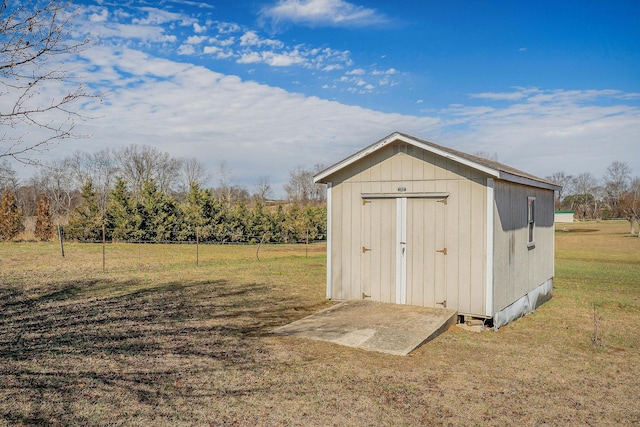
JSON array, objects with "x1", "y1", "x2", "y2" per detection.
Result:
[
  {"x1": 0, "y1": 145, "x2": 327, "y2": 243},
  {"x1": 547, "y1": 160, "x2": 640, "y2": 234}
]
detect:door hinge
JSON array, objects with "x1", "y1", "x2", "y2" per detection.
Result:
[
  {"x1": 436, "y1": 248, "x2": 447, "y2": 255},
  {"x1": 362, "y1": 199, "x2": 371, "y2": 205},
  {"x1": 437, "y1": 198, "x2": 447, "y2": 205},
  {"x1": 362, "y1": 246, "x2": 371, "y2": 253},
  {"x1": 436, "y1": 300, "x2": 447, "y2": 308},
  {"x1": 362, "y1": 292, "x2": 371, "y2": 300}
]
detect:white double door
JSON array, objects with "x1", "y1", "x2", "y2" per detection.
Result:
[{"x1": 361, "y1": 196, "x2": 446, "y2": 308}]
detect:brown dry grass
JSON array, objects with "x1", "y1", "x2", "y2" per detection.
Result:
[{"x1": 0, "y1": 223, "x2": 639, "y2": 426}]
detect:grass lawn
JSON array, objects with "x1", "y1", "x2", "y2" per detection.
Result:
[{"x1": 0, "y1": 221, "x2": 638, "y2": 426}]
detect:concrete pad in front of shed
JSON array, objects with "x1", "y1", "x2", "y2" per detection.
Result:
[{"x1": 271, "y1": 300, "x2": 457, "y2": 356}]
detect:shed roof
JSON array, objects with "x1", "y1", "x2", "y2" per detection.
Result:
[{"x1": 314, "y1": 132, "x2": 562, "y2": 192}]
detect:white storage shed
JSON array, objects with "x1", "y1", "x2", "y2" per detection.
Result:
[{"x1": 314, "y1": 132, "x2": 561, "y2": 328}]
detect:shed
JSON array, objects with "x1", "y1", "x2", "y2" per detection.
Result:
[
  {"x1": 314, "y1": 132, "x2": 562, "y2": 328},
  {"x1": 555, "y1": 210, "x2": 575, "y2": 223}
]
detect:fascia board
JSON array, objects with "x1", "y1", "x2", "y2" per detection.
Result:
[
  {"x1": 498, "y1": 172, "x2": 562, "y2": 192},
  {"x1": 314, "y1": 133, "x2": 402, "y2": 183},
  {"x1": 314, "y1": 132, "x2": 501, "y2": 183}
]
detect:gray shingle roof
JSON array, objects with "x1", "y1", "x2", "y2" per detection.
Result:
[{"x1": 315, "y1": 132, "x2": 562, "y2": 191}]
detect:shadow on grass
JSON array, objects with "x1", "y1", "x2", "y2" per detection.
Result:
[{"x1": 0, "y1": 277, "x2": 320, "y2": 425}]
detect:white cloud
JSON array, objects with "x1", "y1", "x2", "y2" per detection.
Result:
[
  {"x1": 19, "y1": 3, "x2": 636, "y2": 192},
  {"x1": 20, "y1": 45, "x2": 439, "y2": 194},
  {"x1": 435, "y1": 88, "x2": 640, "y2": 178},
  {"x1": 203, "y1": 45, "x2": 234, "y2": 59},
  {"x1": 133, "y1": 7, "x2": 195, "y2": 27},
  {"x1": 322, "y1": 64, "x2": 343, "y2": 71},
  {"x1": 89, "y1": 9, "x2": 108, "y2": 22},
  {"x1": 216, "y1": 22, "x2": 242, "y2": 34},
  {"x1": 77, "y1": 19, "x2": 176, "y2": 44},
  {"x1": 239, "y1": 31, "x2": 284, "y2": 48},
  {"x1": 177, "y1": 44, "x2": 196, "y2": 55},
  {"x1": 186, "y1": 35, "x2": 207, "y2": 44},
  {"x1": 237, "y1": 51, "x2": 263, "y2": 64},
  {"x1": 237, "y1": 50, "x2": 307, "y2": 66},
  {"x1": 469, "y1": 90, "x2": 530, "y2": 101},
  {"x1": 263, "y1": 51, "x2": 306, "y2": 66},
  {"x1": 76, "y1": 4, "x2": 355, "y2": 76},
  {"x1": 261, "y1": 0, "x2": 388, "y2": 28},
  {"x1": 372, "y1": 68, "x2": 396, "y2": 75}
]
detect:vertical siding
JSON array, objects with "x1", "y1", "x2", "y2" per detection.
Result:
[
  {"x1": 329, "y1": 183, "x2": 344, "y2": 299},
  {"x1": 363, "y1": 198, "x2": 396, "y2": 303},
  {"x1": 451, "y1": 179, "x2": 466, "y2": 313},
  {"x1": 469, "y1": 179, "x2": 487, "y2": 315},
  {"x1": 492, "y1": 180, "x2": 555, "y2": 312},
  {"x1": 327, "y1": 143, "x2": 488, "y2": 316}
]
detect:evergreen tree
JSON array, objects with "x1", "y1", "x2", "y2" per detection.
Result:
[
  {"x1": 67, "y1": 180, "x2": 103, "y2": 241},
  {"x1": 136, "y1": 179, "x2": 179, "y2": 242},
  {"x1": 0, "y1": 190, "x2": 24, "y2": 241},
  {"x1": 272, "y1": 204, "x2": 287, "y2": 243},
  {"x1": 105, "y1": 178, "x2": 138, "y2": 241},
  {"x1": 34, "y1": 194, "x2": 54, "y2": 241},
  {"x1": 248, "y1": 201, "x2": 274, "y2": 243},
  {"x1": 228, "y1": 202, "x2": 249, "y2": 242},
  {"x1": 179, "y1": 182, "x2": 218, "y2": 241},
  {"x1": 304, "y1": 205, "x2": 327, "y2": 241},
  {"x1": 283, "y1": 203, "x2": 306, "y2": 243}
]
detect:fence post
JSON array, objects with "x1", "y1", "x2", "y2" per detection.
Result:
[
  {"x1": 102, "y1": 223, "x2": 106, "y2": 272},
  {"x1": 57, "y1": 224, "x2": 65, "y2": 258},
  {"x1": 256, "y1": 233, "x2": 266, "y2": 261},
  {"x1": 196, "y1": 227, "x2": 199, "y2": 267}
]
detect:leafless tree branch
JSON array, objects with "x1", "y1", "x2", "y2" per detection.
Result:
[{"x1": 1, "y1": 0, "x2": 95, "y2": 162}]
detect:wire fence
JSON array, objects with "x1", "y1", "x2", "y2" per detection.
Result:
[{"x1": 53, "y1": 225, "x2": 326, "y2": 271}]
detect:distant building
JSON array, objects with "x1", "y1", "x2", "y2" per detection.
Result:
[
  {"x1": 314, "y1": 132, "x2": 561, "y2": 329},
  {"x1": 555, "y1": 210, "x2": 575, "y2": 223}
]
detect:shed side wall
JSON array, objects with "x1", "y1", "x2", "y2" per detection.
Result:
[{"x1": 492, "y1": 180, "x2": 555, "y2": 313}]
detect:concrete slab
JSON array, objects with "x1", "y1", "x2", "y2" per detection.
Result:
[{"x1": 271, "y1": 300, "x2": 458, "y2": 356}]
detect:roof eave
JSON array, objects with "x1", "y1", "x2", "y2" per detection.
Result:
[
  {"x1": 314, "y1": 132, "x2": 562, "y2": 192},
  {"x1": 498, "y1": 171, "x2": 562, "y2": 192},
  {"x1": 314, "y1": 132, "x2": 501, "y2": 183}
]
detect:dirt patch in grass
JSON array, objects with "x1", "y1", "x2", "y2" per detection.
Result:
[
  {"x1": 558, "y1": 228, "x2": 599, "y2": 233},
  {"x1": 1, "y1": 233, "x2": 639, "y2": 426}
]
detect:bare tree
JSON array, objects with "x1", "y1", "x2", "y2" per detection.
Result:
[
  {"x1": 114, "y1": 145, "x2": 182, "y2": 197},
  {"x1": 179, "y1": 157, "x2": 210, "y2": 191},
  {"x1": 216, "y1": 160, "x2": 233, "y2": 205},
  {"x1": 0, "y1": 0, "x2": 94, "y2": 161},
  {"x1": 284, "y1": 164, "x2": 326, "y2": 204},
  {"x1": 36, "y1": 158, "x2": 75, "y2": 217},
  {"x1": 573, "y1": 172, "x2": 599, "y2": 198},
  {"x1": 67, "y1": 149, "x2": 117, "y2": 212},
  {"x1": 566, "y1": 173, "x2": 600, "y2": 220},
  {"x1": 546, "y1": 171, "x2": 573, "y2": 209},
  {"x1": 603, "y1": 161, "x2": 632, "y2": 218},
  {"x1": 253, "y1": 175, "x2": 272, "y2": 203},
  {"x1": 0, "y1": 158, "x2": 18, "y2": 192},
  {"x1": 620, "y1": 177, "x2": 640, "y2": 235}
]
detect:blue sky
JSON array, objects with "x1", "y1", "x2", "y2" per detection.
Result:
[{"x1": 12, "y1": 0, "x2": 640, "y2": 193}]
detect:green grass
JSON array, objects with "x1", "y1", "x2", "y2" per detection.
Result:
[{"x1": 0, "y1": 223, "x2": 639, "y2": 425}]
